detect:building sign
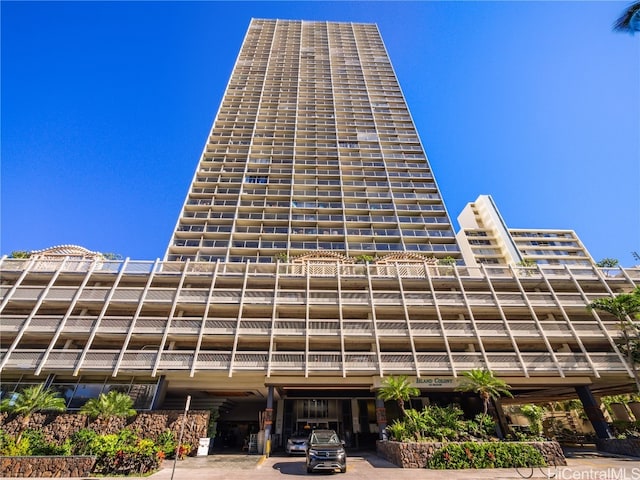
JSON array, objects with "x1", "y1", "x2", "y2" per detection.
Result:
[
  {"x1": 264, "y1": 408, "x2": 273, "y2": 426},
  {"x1": 413, "y1": 377, "x2": 458, "y2": 389},
  {"x1": 372, "y1": 376, "x2": 459, "y2": 390},
  {"x1": 376, "y1": 406, "x2": 387, "y2": 425}
]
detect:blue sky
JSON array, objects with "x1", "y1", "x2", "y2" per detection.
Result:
[{"x1": 2, "y1": 1, "x2": 639, "y2": 265}]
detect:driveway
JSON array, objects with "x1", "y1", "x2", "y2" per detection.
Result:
[{"x1": 144, "y1": 449, "x2": 640, "y2": 480}]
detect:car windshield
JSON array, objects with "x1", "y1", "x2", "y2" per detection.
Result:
[{"x1": 310, "y1": 431, "x2": 340, "y2": 444}]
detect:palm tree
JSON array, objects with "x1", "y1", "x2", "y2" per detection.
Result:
[
  {"x1": 455, "y1": 369, "x2": 513, "y2": 418},
  {"x1": 376, "y1": 375, "x2": 420, "y2": 417},
  {"x1": 589, "y1": 287, "x2": 640, "y2": 393},
  {"x1": 79, "y1": 390, "x2": 137, "y2": 419},
  {"x1": 0, "y1": 384, "x2": 66, "y2": 441},
  {"x1": 614, "y1": 1, "x2": 640, "y2": 34}
]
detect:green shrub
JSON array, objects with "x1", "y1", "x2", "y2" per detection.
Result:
[
  {"x1": 1, "y1": 426, "x2": 164, "y2": 475},
  {"x1": 426, "y1": 442, "x2": 546, "y2": 469},
  {"x1": 22, "y1": 429, "x2": 72, "y2": 456},
  {"x1": 70, "y1": 428, "x2": 99, "y2": 455},
  {"x1": 156, "y1": 429, "x2": 178, "y2": 458},
  {"x1": 466, "y1": 414, "x2": 496, "y2": 439},
  {"x1": 385, "y1": 404, "x2": 497, "y2": 442},
  {"x1": 0, "y1": 429, "x2": 71, "y2": 456},
  {"x1": 416, "y1": 404, "x2": 465, "y2": 441},
  {"x1": 386, "y1": 419, "x2": 411, "y2": 442},
  {"x1": 0, "y1": 429, "x2": 30, "y2": 456},
  {"x1": 70, "y1": 428, "x2": 161, "y2": 475},
  {"x1": 90, "y1": 429, "x2": 160, "y2": 475}
]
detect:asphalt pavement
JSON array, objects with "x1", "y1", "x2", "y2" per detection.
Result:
[
  {"x1": 142, "y1": 448, "x2": 640, "y2": 480},
  {"x1": 3, "y1": 448, "x2": 638, "y2": 480}
]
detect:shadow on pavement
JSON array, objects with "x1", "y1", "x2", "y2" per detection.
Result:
[{"x1": 271, "y1": 461, "x2": 308, "y2": 475}]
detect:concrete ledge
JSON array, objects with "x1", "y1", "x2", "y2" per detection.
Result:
[
  {"x1": 0, "y1": 456, "x2": 96, "y2": 477},
  {"x1": 376, "y1": 440, "x2": 567, "y2": 468},
  {"x1": 596, "y1": 438, "x2": 640, "y2": 457}
]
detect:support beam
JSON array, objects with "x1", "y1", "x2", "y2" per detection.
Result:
[
  {"x1": 375, "y1": 397, "x2": 387, "y2": 440},
  {"x1": 264, "y1": 385, "x2": 274, "y2": 456},
  {"x1": 575, "y1": 385, "x2": 613, "y2": 439},
  {"x1": 151, "y1": 376, "x2": 168, "y2": 410}
]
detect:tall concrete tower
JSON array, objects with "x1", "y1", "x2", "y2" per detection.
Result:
[{"x1": 166, "y1": 19, "x2": 459, "y2": 263}]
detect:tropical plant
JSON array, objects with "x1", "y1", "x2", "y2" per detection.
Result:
[
  {"x1": 588, "y1": 287, "x2": 640, "y2": 393},
  {"x1": 384, "y1": 404, "x2": 496, "y2": 442},
  {"x1": 70, "y1": 428, "x2": 100, "y2": 455},
  {"x1": 9, "y1": 250, "x2": 31, "y2": 259},
  {"x1": 517, "y1": 258, "x2": 536, "y2": 267},
  {"x1": 21, "y1": 429, "x2": 72, "y2": 456},
  {"x1": 385, "y1": 420, "x2": 410, "y2": 442},
  {"x1": 376, "y1": 375, "x2": 420, "y2": 417},
  {"x1": 0, "y1": 384, "x2": 66, "y2": 441},
  {"x1": 274, "y1": 252, "x2": 289, "y2": 262},
  {"x1": 596, "y1": 258, "x2": 620, "y2": 268},
  {"x1": 79, "y1": 390, "x2": 136, "y2": 419},
  {"x1": 466, "y1": 413, "x2": 497, "y2": 439},
  {"x1": 550, "y1": 399, "x2": 587, "y2": 421},
  {"x1": 455, "y1": 369, "x2": 513, "y2": 418},
  {"x1": 420, "y1": 404, "x2": 467, "y2": 441},
  {"x1": 519, "y1": 404, "x2": 546, "y2": 436},
  {"x1": 207, "y1": 408, "x2": 220, "y2": 438},
  {"x1": 71, "y1": 428, "x2": 161, "y2": 475},
  {"x1": 354, "y1": 254, "x2": 374, "y2": 264},
  {"x1": 614, "y1": 1, "x2": 640, "y2": 34},
  {"x1": 156, "y1": 430, "x2": 178, "y2": 458},
  {"x1": 596, "y1": 257, "x2": 621, "y2": 277},
  {"x1": 438, "y1": 256, "x2": 456, "y2": 266},
  {"x1": 426, "y1": 441, "x2": 546, "y2": 470},
  {"x1": 177, "y1": 443, "x2": 192, "y2": 460},
  {"x1": 1, "y1": 426, "x2": 167, "y2": 473},
  {"x1": 0, "y1": 429, "x2": 30, "y2": 456},
  {"x1": 516, "y1": 258, "x2": 537, "y2": 276}
]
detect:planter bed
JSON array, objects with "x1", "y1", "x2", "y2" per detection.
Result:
[{"x1": 376, "y1": 440, "x2": 567, "y2": 469}]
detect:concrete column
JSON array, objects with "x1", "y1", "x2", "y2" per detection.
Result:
[
  {"x1": 492, "y1": 398, "x2": 509, "y2": 439},
  {"x1": 264, "y1": 385, "x2": 274, "y2": 456},
  {"x1": 350, "y1": 398, "x2": 360, "y2": 448},
  {"x1": 150, "y1": 376, "x2": 167, "y2": 410},
  {"x1": 575, "y1": 385, "x2": 613, "y2": 439},
  {"x1": 375, "y1": 397, "x2": 387, "y2": 440}
]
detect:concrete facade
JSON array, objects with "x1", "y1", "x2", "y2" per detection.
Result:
[{"x1": 1, "y1": 19, "x2": 637, "y2": 449}]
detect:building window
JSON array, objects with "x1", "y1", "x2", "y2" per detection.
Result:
[{"x1": 245, "y1": 176, "x2": 268, "y2": 184}]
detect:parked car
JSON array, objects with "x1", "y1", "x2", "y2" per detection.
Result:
[
  {"x1": 305, "y1": 429, "x2": 346, "y2": 474},
  {"x1": 285, "y1": 431, "x2": 309, "y2": 455}
]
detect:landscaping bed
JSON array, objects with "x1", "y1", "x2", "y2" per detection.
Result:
[{"x1": 376, "y1": 440, "x2": 567, "y2": 469}]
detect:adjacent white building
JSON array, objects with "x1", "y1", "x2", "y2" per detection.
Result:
[{"x1": 457, "y1": 195, "x2": 593, "y2": 267}]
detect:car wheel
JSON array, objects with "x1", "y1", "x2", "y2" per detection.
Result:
[
  {"x1": 306, "y1": 466, "x2": 313, "y2": 474},
  {"x1": 340, "y1": 466, "x2": 347, "y2": 473}
]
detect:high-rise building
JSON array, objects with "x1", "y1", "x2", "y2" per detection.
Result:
[
  {"x1": 166, "y1": 19, "x2": 458, "y2": 264},
  {"x1": 1, "y1": 19, "x2": 637, "y2": 448},
  {"x1": 457, "y1": 195, "x2": 593, "y2": 267}
]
